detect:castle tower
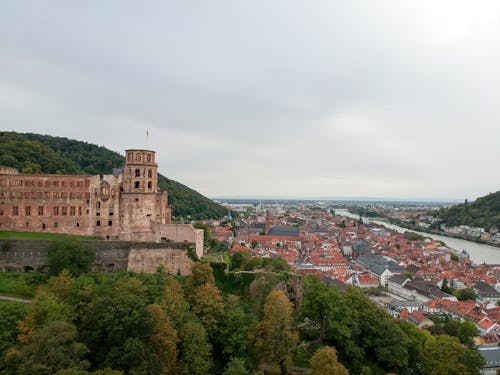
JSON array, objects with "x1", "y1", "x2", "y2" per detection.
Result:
[
  {"x1": 123, "y1": 150, "x2": 158, "y2": 193},
  {"x1": 119, "y1": 149, "x2": 170, "y2": 241}
]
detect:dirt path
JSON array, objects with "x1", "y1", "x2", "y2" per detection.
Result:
[{"x1": 0, "y1": 295, "x2": 32, "y2": 303}]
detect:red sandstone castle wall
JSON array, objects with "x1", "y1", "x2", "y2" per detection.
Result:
[
  {"x1": 0, "y1": 149, "x2": 183, "y2": 244},
  {"x1": 0, "y1": 174, "x2": 95, "y2": 235}
]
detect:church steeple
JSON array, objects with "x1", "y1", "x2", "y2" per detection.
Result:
[{"x1": 265, "y1": 209, "x2": 270, "y2": 235}]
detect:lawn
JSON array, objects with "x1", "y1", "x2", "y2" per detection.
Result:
[
  {"x1": 0, "y1": 231, "x2": 102, "y2": 241},
  {"x1": 0, "y1": 272, "x2": 46, "y2": 298}
]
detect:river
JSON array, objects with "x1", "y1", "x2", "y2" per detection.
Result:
[{"x1": 335, "y1": 209, "x2": 500, "y2": 265}]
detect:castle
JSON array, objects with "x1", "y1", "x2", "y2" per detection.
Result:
[{"x1": 0, "y1": 149, "x2": 204, "y2": 257}]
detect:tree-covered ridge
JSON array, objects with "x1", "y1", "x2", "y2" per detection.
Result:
[
  {"x1": 0, "y1": 132, "x2": 226, "y2": 219},
  {"x1": 433, "y1": 191, "x2": 500, "y2": 230}
]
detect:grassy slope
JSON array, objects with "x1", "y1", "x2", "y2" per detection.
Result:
[
  {"x1": 0, "y1": 131, "x2": 226, "y2": 219},
  {"x1": 0, "y1": 231, "x2": 101, "y2": 241},
  {"x1": 0, "y1": 273, "x2": 43, "y2": 298}
]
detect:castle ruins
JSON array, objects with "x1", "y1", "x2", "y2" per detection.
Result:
[{"x1": 0, "y1": 149, "x2": 204, "y2": 272}]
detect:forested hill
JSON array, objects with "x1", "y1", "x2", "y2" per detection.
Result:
[
  {"x1": 0, "y1": 132, "x2": 226, "y2": 219},
  {"x1": 433, "y1": 191, "x2": 500, "y2": 229}
]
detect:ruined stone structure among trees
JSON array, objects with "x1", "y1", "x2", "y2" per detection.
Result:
[{"x1": 0, "y1": 149, "x2": 203, "y2": 257}]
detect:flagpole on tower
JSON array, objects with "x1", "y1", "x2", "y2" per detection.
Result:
[{"x1": 146, "y1": 130, "x2": 150, "y2": 149}]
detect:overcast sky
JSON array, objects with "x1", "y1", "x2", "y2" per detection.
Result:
[{"x1": 1, "y1": 1, "x2": 499, "y2": 201}]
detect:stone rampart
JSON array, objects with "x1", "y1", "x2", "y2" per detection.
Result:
[{"x1": 0, "y1": 240, "x2": 194, "y2": 275}]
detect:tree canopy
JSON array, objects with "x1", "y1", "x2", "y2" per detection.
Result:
[
  {"x1": 0, "y1": 266, "x2": 486, "y2": 375},
  {"x1": 47, "y1": 238, "x2": 95, "y2": 277},
  {"x1": 433, "y1": 191, "x2": 500, "y2": 230}
]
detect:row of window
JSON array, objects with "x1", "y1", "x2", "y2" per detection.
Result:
[
  {"x1": 96, "y1": 220, "x2": 113, "y2": 227},
  {"x1": 127, "y1": 152, "x2": 153, "y2": 163},
  {"x1": 134, "y1": 181, "x2": 153, "y2": 189},
  {"x1": 134, "y1": 168, "x2": 154, "y2": 178},
  {"x1": 5, "y1": 179, "x2": 90, "y2": 188},
  {"x1": 0, "y1": 191, "x2": 91, "y2": 200},
  {"x1": 7, "y1": 205, "x2": 86, "y2": 216},
  {"x1": 0, "y1": 222, "x2": 85, "y2": 230}
]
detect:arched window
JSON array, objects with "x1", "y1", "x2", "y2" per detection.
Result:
[{"x1": 135, "y1": 169, "x2": 140, "y2": 177}]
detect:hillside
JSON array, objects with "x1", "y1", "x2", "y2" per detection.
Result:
[
  {"x1": 433, "y1": 191, "x2": 500, "y2": 230},
  {"x1": 0, "y1": 132, "x2": 226, "y2": 219}
]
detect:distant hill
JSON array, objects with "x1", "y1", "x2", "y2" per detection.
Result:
[
  {"x1": 0, "y1": 132, "x2": 226, "y2": 220},
  {"x1": 433, "y1": 191, "x2": 500, "y2": 230}
]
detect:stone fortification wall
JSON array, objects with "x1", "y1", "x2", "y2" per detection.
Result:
[
  {"x1": 152, "y1": 224, "x2": 204, "y2": 258},
  {"x1": 0, "y1": 240, "x2": 194, "y2": 275},
  {"x1": 127, "y1": 248, "x2": 193, "y2": 275}
]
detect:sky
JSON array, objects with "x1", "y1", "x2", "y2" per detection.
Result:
[{"x1": 1, "y1": 1, "x2": 500, "y2": 201}]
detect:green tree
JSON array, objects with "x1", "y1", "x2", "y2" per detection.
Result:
[
  {"x1": 185, "y1": 262, "x2": 215, "y2": 295},
  {"x1": 78, "y1": 278, "x2": 154, "y2": 373},
  {"x1": 55, "y1": 369, "x2": 123, "y2": 375},
  {"x1": 55, "y1": 370, "x2": 90, "y2": 375},
  {"x1": 262, "y1": 257, "x2": 290, "y2": 273},
  {"x1": 443, "y1": 319, "x2": 461, "y2": 337},
  {"x1": 342, "y1": 287, "x2": 409, "y2": 373},
  {"x1": 0, "y1": 301, "x2": 27, "y2": 352},
  {"x1": 178, "y1": 319, "x2": 213, "y2": 375},
  {"x1": 230, "y1": 250, "x2": 252, "y2": 270},
  {"x1": 47, "y1": 238, "x2": 95, "y2": 277},
  {"x1": 454, "y1": 288, "x2": 477, "y2": 301},
  {"x1": 398, "y1": 321, "x2": 428, "y2": 375},
  {"x1": 256, "y1": 290, "x2": 298, "y2": 374},
  {"x1": 219, "y1": 295, "x2": 254, "y2": 362},
  {"x1": 159, "y1": 277, "x2": 190, "y2": 326},
  {"x1": 5, "y1": 321, "x2": 89, "y2": 375},
  {"x1": 309, "y1": 346, "x2": 349, "y2": 375},
  {"x1": 458, "y1": 319, "x2": 478, "y2": 348},
  {"x1": 188, "y1": 283, "x2": 224, "y2": 338},
  {"x1": 244, "y1": 257, "x2": 263, "y2": 271},
  {"x1": 223, "y1": 357, "x2": 250, "y2": 375},
  {"x1": 441, "y1": 278, "x2": 455, "y2": 294},
  {"x1": 91, "y1": 370, "x2": 124, "y2": 375},
  {"x1": 147, "y1": 304, "x2": 179, "y2": 375},
  {"x1": 422, "y1": 334, "x2": 484, "y2": 375},
  {"x1": 17, "y1": 287, "x2": 76, "y2": 341},
  {"x1": 299, "y1": 275, "x2": 343, "y2": 344}
]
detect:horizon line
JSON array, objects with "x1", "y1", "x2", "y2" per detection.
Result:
[{"x1": 211, "y1": 196, "x2": 463, "y2": 203}]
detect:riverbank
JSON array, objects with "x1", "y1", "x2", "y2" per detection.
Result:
[
  {"x1": 384, "y1": 219, "x2": 500, "y2": 249},
  {"x1": 336, "y1": 209, "x2": 500, "y2": 265}
]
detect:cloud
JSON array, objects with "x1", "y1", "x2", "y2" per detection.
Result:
[{"x1": 1, "y1": 0, "x2": 499, "y2": 200}]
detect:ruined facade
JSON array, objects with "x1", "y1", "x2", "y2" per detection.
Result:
[{"x1": 0, "y1": 149, "x2": 204, "y2": 257}]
